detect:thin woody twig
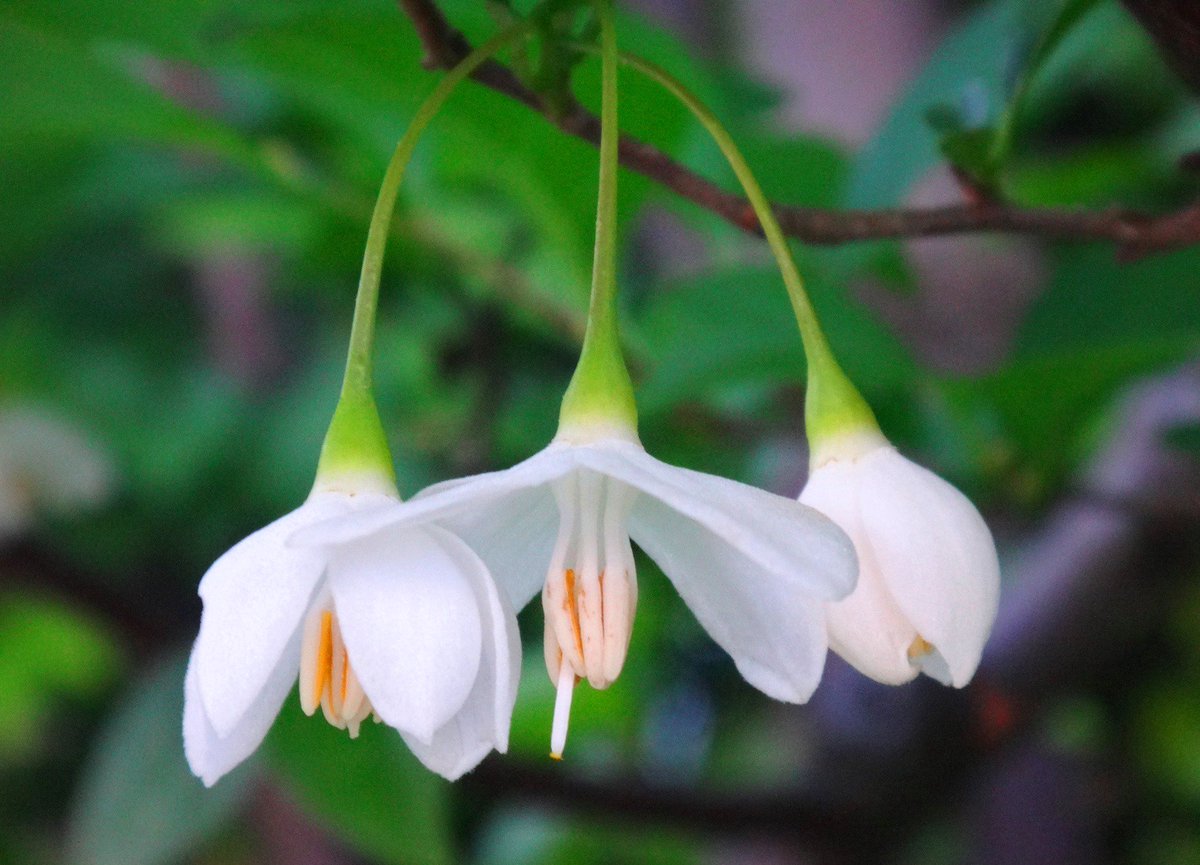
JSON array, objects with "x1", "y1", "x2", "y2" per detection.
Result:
[{"x1": 395, "y1": 0, "x2": 1200, "y2": 260}]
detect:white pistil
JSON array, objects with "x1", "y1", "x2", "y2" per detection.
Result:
[{"x1": 550, "y1": 662, "x2": 576, "y2": 760}]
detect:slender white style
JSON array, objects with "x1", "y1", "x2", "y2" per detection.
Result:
[
  {"x1": 0, "y1": 405, "x2": 114, "y2": 540},
  {"x1": 183, "y1": 472, "x2": 520, "y2": 785},
  {"x1": 800, "y1": 430, "x2": 1000, "y2": 687},
  {"x1": 297, "y1": 423, "x2": 859, "y2": 759}
]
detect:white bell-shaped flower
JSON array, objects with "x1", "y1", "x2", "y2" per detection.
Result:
[
  {"x1": 183, "y1": 471, "x2": 520, "y2": 785},
  {"x1": 298, "y1": 425, "x2": 858, "y2": 758},
  {"x1": 799, "y1": 430, "x2": 1000, "y2": 687}
]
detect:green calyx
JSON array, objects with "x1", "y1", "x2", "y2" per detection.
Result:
[
  {"x1": 802, "y1": 349, "x2": 880, "y2": 459},
  {"x1": 314, "y1": 389, "x2": 397, "y2": 493},
  {"x1": 557, "y1": 0, "x2": 638, "y2": 442},
  {"x1": 558, "y1": 315, "x2": 638, "y2": 439}
]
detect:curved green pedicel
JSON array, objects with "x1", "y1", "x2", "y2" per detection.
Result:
[
  {"x1": 557, "y1": 0, "x2": 639, "y2": 442},
  {"x1": 575, "y1": 45, "x2": 880, "y2": 455},
  {"x1": 313, "y1": 21, "x2": 536, "y2": 489}
]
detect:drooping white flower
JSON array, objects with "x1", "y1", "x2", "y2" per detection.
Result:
[
  {"x1": 0, "y1": 405, "x2": 114, "y2": 541},
  {"x1": 799, "y1": 429, "x2": 1000, "y2": 687},
  {"x1": 183, "y1": 471, "x2": 520, "y2": 785},
  {"x1": 297, "y1": 422, "x2": 858, "y2": 758}
]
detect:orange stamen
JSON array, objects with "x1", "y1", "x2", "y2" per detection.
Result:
[
  {"x1": 563, "y1": 568, "x2": 583, "y2": 656},
  {"x1": 314, "y1": 611, "x2": 333, "y2": 705}
]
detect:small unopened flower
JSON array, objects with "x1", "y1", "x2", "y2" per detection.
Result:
[
  {"x1": 799, "y1": 429, "x2": 1000, "y2": 687},
  {"x1": 300, "y1": 419, "x2": 857, "y2": 759},
  {"x1": 184, "y1": 469, "x2": 519, "y2": 785}
]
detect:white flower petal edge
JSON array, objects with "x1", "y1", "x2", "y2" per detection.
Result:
[
  {"x1": 801, "y1": 442, "x2": 1000, "y2": 687},
  {"x1": 184, "y1": 631, "x2": 299, "y2": 787},
  {"x1": 293, "y1": 440, "x2": 857, "y2": 609},
  {"x1": 628, "y1": 497, "x2": 831, "y2": 702},
  {"x1": 195, "y1": 493, "x2": 379, "y2": 737},
  {"x1": 399, "y1": 526, "x2": 521, "y2": 780}
]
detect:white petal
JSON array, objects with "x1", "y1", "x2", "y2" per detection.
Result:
[
  {"x1": 291, "y1": 446, "x2": 578, "y2": 549},
  {"x1": 802, "y1": 463, "x2": 921, "y2": 685},
  {"x1": 400, "y1": 527, "x2": 521, "y2": 780},
  {"x1": 857, "y1": 448, "x2": 1000, "y2": 687},
  {"x1": 577, "y1": 441, "x2": 857, "y2": 600},
  {"x1": 195, "y1": 493, "x2": 360, "y2": 737},
  {"x1": 627, "y1": 501, "x2": 831, "y2": 703},
  {"x1": 183, "y1": 630, "x2": 299, "y2": 787},
  {"x1": 429, "y1": 484, "x2": 560, "y2": 611},
  {"x1": 327, "y1": 526, "x2": 484, "y2": 743}
]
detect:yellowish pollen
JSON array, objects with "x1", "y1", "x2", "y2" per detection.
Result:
[
  {"x1": 564, "y1": 568, "x2": 583, "y2": 657},
  {"x1": 340, "y1": 647, "x2": 349, "y2": 705},
  {"x1": 907, "y1": 635, "x2": 934, "y2": 660}
]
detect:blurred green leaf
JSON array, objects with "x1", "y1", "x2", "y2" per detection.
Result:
[
  {"x1": 852, "y1": 0, "x2": 1104, "y2": 197},
  {"x1": 65, "y1": 652, "x2": 251, "y2": 865},
  {"x1": 847, "y1": 0, "x2": 1018, "y2": 206},
  {"x1": 1017, "y1": 246, "x2": 1200, "y2": 356},
  {"x1": 0, "y1": 12, "x2": 249, "y2": 159},
  {"x1": 981, "y1": 0, "x2": 1104, "y2": 171},
  {"x1": 942, "y1": 337, "x2": 1199, "y2": 494},
  {"x1": 1165, "y1": 423, "x2": 1200, "y2": 455},
  {"x1": 266, "y1": 701, "x2": 454, "y2": 865},
  {"x1": 941, "y1": 243, "x2": 1200, "y2": 487},
  {"x1": 1135, "y1": 683, "x2": 1200, "y2": 808},
  {"x1": 637, "y1": 266, "x2": 912, "y2": 412},
  {"x1": 0, "y1": 594, "x2": 122, "y2": 759},
  {"x1": 477, "y1": 808, "x2": 703, "y2": 865}
]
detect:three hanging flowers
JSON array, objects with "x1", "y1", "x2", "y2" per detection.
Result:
[{"x1": 182, "y1": 0, "x2": 1001, "y2": 786}]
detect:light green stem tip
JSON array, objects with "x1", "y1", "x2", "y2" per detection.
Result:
[
  {"x1": 558, "y1": 319, "x2": 638, "y2": 438},
  {"x1": 314, "y1": 389, "x2": 397, "y2": 494},
  {"x1": 803, "y1": 352, "x2": 880, "y2": 458}
]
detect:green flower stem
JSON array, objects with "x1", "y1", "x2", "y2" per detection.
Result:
[
  {"x1": 557, "y1": 0, "x2": 639, "y2": 439},
  {"x1": 580, "y1": 46, "x2": 879, "y2": 449},
  {"x1": 316, "y1": 20, "x2": 535, "y2": 485}
]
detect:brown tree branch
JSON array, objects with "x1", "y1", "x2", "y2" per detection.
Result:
[{"x1": 395, "y1": 0, "x2": 1200, "y2": 260}]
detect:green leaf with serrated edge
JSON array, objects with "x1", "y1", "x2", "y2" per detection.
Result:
[{"x1": 65, "y1": 652, "x2": 251, "y2": 865}]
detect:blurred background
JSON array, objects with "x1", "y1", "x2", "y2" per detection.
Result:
[{"x1": 3, "y1": 0, "x2": 1200, "y2": 863}]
